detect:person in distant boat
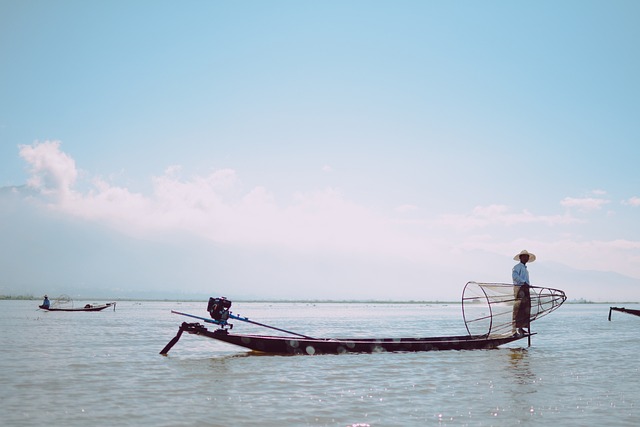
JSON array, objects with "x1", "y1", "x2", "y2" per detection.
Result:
[
  {"x1": 41, "y1": 295, "x2": 50, "y2": 309},
  {"x1": 512, "y1": 250, "x2": 535, "y2": 336}
]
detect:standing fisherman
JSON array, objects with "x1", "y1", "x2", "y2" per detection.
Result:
[{"x1": 512, "y1": 250, "x2": 535, "y2": 336}]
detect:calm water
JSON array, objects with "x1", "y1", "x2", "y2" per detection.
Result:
[{"x1": 1, "y1": 300, "x2": 639, "y2": 426}]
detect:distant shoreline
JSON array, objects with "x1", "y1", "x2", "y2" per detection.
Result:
[
  {"x1": 1, "y1": 295, "x2": 637, "y2": 304},
  {"x1": 0, "y1": 295, "x2": 457, "y2": 303}
]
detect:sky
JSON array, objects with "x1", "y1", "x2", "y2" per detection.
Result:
[{"x1": 1, "y1": 1, "x2": 639, "y2": 302}]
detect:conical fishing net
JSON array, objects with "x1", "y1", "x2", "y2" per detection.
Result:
[
  {"x1": 462, "y1": 282, "x2": 566, "y2": 337},
  {"x1": 51, "y1": 294, "x2": 73, "y2": 309}
]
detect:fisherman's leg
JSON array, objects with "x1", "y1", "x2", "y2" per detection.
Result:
[
  {"x1": 512, "y1": 285, "x2": 520, "y2": 335},
  {"x1": 518, "y1": 285, "x2": 532, "y2": 332}
]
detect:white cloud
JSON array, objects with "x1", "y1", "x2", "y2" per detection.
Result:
[
  {"x1": 542, "y1": 238, "x2": 640, "y2": 279},
  {"x1": 164, "y1": 165, "x2": 182, "y2": 176},
  {"x1": 16, "y1": 142, "x2": 410, "y2": 257},
  {"x1": 395, "y1": 204, "x2": 419, "y2": 214},
  {"x1": 14, "y1": 141, "x2": 640, "y2": 284},
  {"x1": 455, "y1": 236, "x2": 640, "y2": 281},
  {"x1": 438, "y1": 204, "x2": 580, "y2": 231},
  {"x1": 560, "y1": 196, "x2": 610, "y2": 211},
  {"x1": 622, "y1": 196, "x2": 640, "y2": 207},
  {"x1": 19, "y1": 140, "x2": 77, "y2": 197}
]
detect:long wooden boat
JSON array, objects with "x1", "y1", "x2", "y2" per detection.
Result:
[
  {"x1": 608, "y1": 306, "x2": 640, "y2": 320},
  {"x1": 161, "y1": 282, "x2": 566, "y2": 356},
  {"x1": 39, "y1": 302, "x2": 116, "y2": 312},
  {"x1": 166, "y1": 322, "x2": 530, "y2": 355}
]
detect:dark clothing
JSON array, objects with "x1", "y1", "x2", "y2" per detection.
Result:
[{"x1": 514, "y1": 284, "x2": 531, "y2": 329}]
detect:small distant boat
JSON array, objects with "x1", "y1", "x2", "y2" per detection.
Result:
[
  {"x1": 161, "y1": 282, "x2": 566, "y2": 356},
  {"x1": 39, "y1": 302, "x2": 116, "y2": 312},
  {"x1": 38, "y1": 295, "x2": 116, "y2": 312},
  {"x1": 608, "y1": 306, "x2": 640, "y2": 320}
]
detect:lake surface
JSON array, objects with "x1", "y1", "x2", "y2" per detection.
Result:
[{"x1": 1, "y1": 300, "x2": 639, "y2": 426}]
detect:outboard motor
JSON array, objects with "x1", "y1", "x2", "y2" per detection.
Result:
[{"x1": 207, "y1": 297, "x2": 232, "y2": 324}]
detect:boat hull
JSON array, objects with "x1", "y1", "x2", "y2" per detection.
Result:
[
  {"x1": 609, "y1": 306, "x2": 640, "y2": 320},
  {"x1": 180, "y1": 323, "x2": 528, "y2": 355},
  {"x1": 39, "y1": 303, "x2": 115, "y2": 312}
]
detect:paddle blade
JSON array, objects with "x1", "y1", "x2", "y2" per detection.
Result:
[{"x1": 160, "y1": 326, "x2": 185, "y2": 355}]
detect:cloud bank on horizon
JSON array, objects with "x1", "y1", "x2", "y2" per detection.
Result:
[
  {"x1": 2, "y1": 139, "x2": 638, "y2": 301},
  {"x1": 1, "y1": 2, "x2": 639, "y2": 301}
]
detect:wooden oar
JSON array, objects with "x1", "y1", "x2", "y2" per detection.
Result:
[
  {"x1": 171, "y1": 310, "x2": 314, "y2": 339},
  {"x1": 159, "y1": 323, "x2": 186, "y2": 355}
]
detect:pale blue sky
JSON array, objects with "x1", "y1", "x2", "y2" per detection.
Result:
[{"x1": 1, "y1": 1, "x2": 639, "y2": 301}]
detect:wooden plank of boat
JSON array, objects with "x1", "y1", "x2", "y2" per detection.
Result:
[
  {"x1": 174, "y1": 322, "x2": 529, "y2": 355},
  {"x1": 608, "y1": 306, "x2": 640, "y2": 320},
  {"x1": 39, "y1": 302, "x2": 116, "y2": 312}
]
